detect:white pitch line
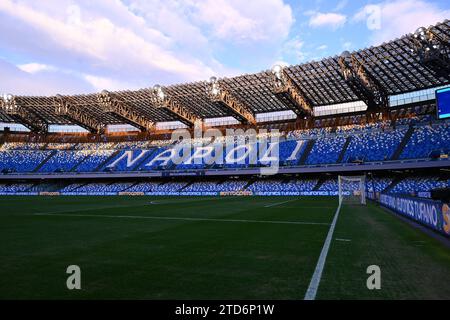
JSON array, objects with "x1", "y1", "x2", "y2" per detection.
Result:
[
  {"x1": 304, "y1": 202, "x2": 342, "y2": 300},
  {"x1": 33, "y1": 212, "x2": 330, "y2": 226},
  {"x1": 335, "y1": 238, "x2": 351, "y2": 242},
  {"x1": 264, "y1": 199, "x2": 297, "y2": 208}
]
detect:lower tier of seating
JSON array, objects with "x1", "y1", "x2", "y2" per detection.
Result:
[{"x1": 1, "y1": 175, "x2": 449, "y2": 197}]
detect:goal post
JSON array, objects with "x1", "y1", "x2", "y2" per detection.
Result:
[{"x1": 338, "y1": 175, "x2": 366, "y2": 205}]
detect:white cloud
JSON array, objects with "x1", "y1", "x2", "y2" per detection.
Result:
[
  {"x1": 0, "y1": 1, "x2": 211, "y2": 81},
  {"x1": 0, "y1": 59, "x2": 93, "y2": 95},
  {"x1": 354, "y1": 0, "x2": 450, "y2": 45},
  {"x1": 309, "y1": 12, "x2": 347, "y2": 29},
  {"x1": 342, "y1": 41, "x2": 352, "y2": 51},
  {"x1": 317, "y1": 45, "x2": 328, "y2": 50},
  {"x1": 281, "y1": 37, "x2": 308, "y2": 63},
  {"x1": 17, "y1": 63, "x2": 57, "y2": 74},
  {"x1": 0, "y1": 0, "x2": 294, "y2": 95},
  {"x1": 83, "y1": 74, "x2": 135, "y2": 92},
  {"x1": 192, "y1": 0, "x2": 293, "y2": 42}
]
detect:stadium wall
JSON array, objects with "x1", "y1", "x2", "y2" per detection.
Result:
[{"x1": 0, "y1": 158, "x2": 448, "y2": 180}]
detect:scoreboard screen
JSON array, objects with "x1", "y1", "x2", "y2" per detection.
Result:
[{"x1": 436, "y1": 87, "x2": 450, "y2": 120}]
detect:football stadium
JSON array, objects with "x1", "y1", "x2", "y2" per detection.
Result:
[{"x1": 1, "y1": 13, "x2": 450, "y2": 305}]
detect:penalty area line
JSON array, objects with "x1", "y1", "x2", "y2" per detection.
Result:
[
  {"x1": 304, "y1": 202, "x2": 342, "y2": 300},
  {"x1": 264, "y1": 199, "x2": 297, "y2": 208},
  {"x1": 33, "y1": 213, "x2": 330, "y2": 226}
]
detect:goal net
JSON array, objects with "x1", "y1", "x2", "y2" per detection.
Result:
[{"x1": 338, "y1": 175, "x2": 366, "y2": 205}]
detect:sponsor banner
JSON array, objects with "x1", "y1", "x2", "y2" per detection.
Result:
[
  {"x1": 254, "y1": 191, "x2": 341, "y2": 196},
  {"x1": 0, "y1": 192, "x2": 39, "y2": 196},
  {"x1": 60, "y1": 192, "x2": 117, "y2": 196},
  {"x1": 145, "y1": 192, "x2": 218, "y2": 196},
  {"x1": 178, "y1": 192, "x2": 217, "y2": 196},
  {"x1": 220, "y1": 191, "x2": 253, "y2": 196},
  {"x1": 39, "y1": 192, "x2": 60, "y2": 196},
  {"x1": 380, "y1": 194, "x2": 450, "y2": 237}
]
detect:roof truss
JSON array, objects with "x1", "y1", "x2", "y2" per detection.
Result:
[
  {"x1": 152, "y1": 87, "x2": 201, "y2": 127},
  {"x1": 338, "y1": 53, "x2": 388, "y2": 112},
  {"x1": 0, "y1": 95, "x2": 48, "y2": 132},
  {"x1": 98, "y1": 90, "x2": 155, "y2": 132},
  {"x1": 0, "y1": 20, "x2": 448, "y2": 126},
  {"x1": 271, "y1": 66, "x2": 313, "y2": 117},
  {"x1": 208, "y1": 78, "x2": 256, "y2": 124},
  {"x1": 55, "y1": 95, "x2": 106, "y2": 134}
]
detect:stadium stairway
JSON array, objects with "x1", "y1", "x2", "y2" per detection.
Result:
[
  {"x1": 179, "y1": 181, "x2": 194, "y2": 192},
  {"x1": 121, "y1": 182, "x2": 139, "y2": 192},
  {"x1": 33, "y1": 150, "x2": 57, "y2": 172},
  {"x1": 337, "y1": 136, "x2": 352, "y2": 163},
  {"x1": 70, "y1": 154, "x2": 92, "y2": 172},
  {"x1": 64, "y1": 182, "x2": 90, "y2": 192},
  {"x1": 383, "y1": 177, "x2": 404, "y2": 194},
  {"x1": 391, "y1": 126, "x2": 415, "y2": 160},
  {"x1": 243, "y1": 178, "x2": 258, "y2": 191},
  {"x1": 298, "y1": 140, "x2": 315, "y2": 165},
  {"x1": 25, "y1": 182, "x2": 62, "y2": 193},
  {"x1": 312, "y1": 178, "x2": 325, "y2": 191},
  {"x1": 94, "y1": 150, "x2": 121, "y2": 172}
]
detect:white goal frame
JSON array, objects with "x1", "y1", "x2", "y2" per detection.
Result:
[{"x1": 338, "y1": 175, "x2": 366, "y2": 205}]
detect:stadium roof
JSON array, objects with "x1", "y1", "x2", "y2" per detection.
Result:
[{"x1": 1, "y1": 20, "x2": 449, "y2": 133}]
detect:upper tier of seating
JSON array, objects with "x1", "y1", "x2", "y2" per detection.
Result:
[
  {"x1": 400, "y1": 123, "x2": 450, "y2": 159},
  {"x1": 343, "y1": 128, "x2": 406, "y2": 162},
  {"x1": 1, "y1": 118, "x2": 449, "y2": 174}
]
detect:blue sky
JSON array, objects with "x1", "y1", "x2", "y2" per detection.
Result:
[{"x1": 0, "y1": 0, "x2": 449, "y2": 95}]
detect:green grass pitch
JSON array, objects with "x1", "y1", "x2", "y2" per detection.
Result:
[{"x1": 0, "y1": 195, "x2": 449, "y2": 299}]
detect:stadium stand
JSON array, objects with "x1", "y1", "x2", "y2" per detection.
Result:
[
  {"x1": 400, "y1": 123, "x2": 450, "y2": 159},
  {"x1": 305, "y1": 135, "x2": 347, "y2": 165},
  {"x1": 0, "y1": 117, "x2": 450, "y2": 174},
  {"x1": 0, "y1": 20, "x2": 448, "y2": 203},
  {"x1": 343, "y1": 128, "x2": 407, "y2": 162},
  {"x1": 389, "y1": 176, "x2": 450, "y2": 195}
]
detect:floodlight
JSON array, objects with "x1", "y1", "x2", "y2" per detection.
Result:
[
  {"x1": 153, "y1": 85, "x2": 165, "y2": 100},
  {"x1": 211, "y1": 87, "x2": 220, "y2": 96},
  {"x1": 209, "y1": 77, "x2": 220, "y2": 97},
  {"x1": 271, "y1": 64, "x2": 283, "y2": 80},
  {"x1": 414, "y1": 27, "x2": 428, "y2": 41}
]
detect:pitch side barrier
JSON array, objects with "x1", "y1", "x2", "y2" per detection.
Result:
[
  {"x1": 60, "y1": 191, "x2": 342, "y2": 196},
  {"x1": 379, "y1": 193, "x2": 450, "y2": 237},
  {"x1": 0, "y1": 192, "x2": 39, "y2": 196},
  {"x1": 252, "y1": 191, "x2": 347, "y2": 196},
  {"x1": 0, "y1": 191, "x2": 346, "y2": 196}
]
